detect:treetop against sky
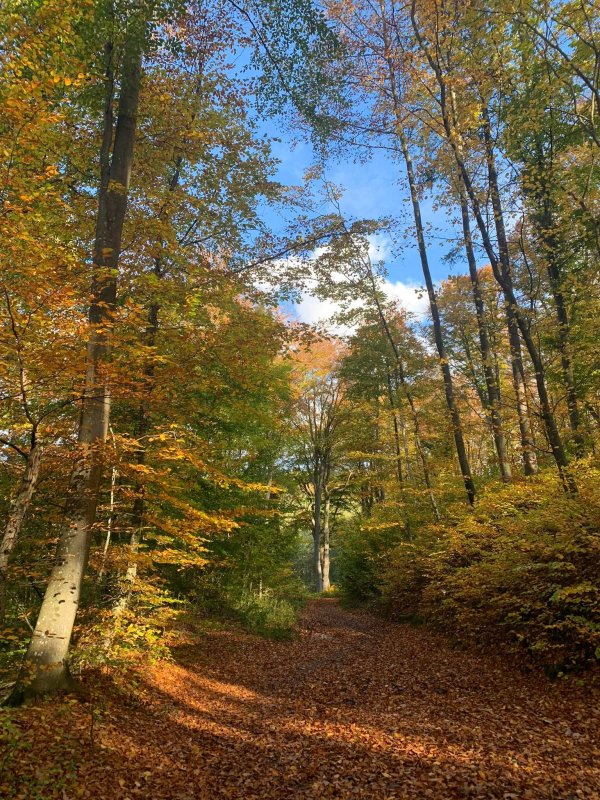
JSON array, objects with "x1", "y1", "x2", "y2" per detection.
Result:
[{"x1": 254, "y1": 115, "x2": 486, "y2": 328}]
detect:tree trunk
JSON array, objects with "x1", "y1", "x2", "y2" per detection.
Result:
[
  {"x1": 399, "y1": 411, "x2": 412, "y2": 482},
  {"x1": 111, "y1": 148, "x2": 183, "y2": 624},
  {"x1": 386, "y1": 370, "x2": 404, "y2": 487},
  {"x1": 407, "y1": 7, "x2": 557, "y2": 481},
  {"x1": 8, "y1": 29, "x2": 143, "y2": 703},
  {"x1": 457, "y1": 186, "x2": 512, "y2": 482},
  {"x1": 376, "y1": 8, "x2": 474, "y2": 504},
  {"x1": 0, "y1": 442, "x2": 42, "y2": 619},
  {"x1": 355, "y1": 207, "x2": 441, "y2": 519},
  {"x1": 481, "y1": 109, "x2": 571, "y2": 484},
  {"x1": 0, "y1": 442, "x2": 42, "y2": 577},
  {"x1": 385, "y1": 367, "x2": 414, "y2": 538},
  {"x1": 312, "y1": 466, "x2": 323, "y2": 592},
  {"x1": 410, "y1": 9, "x2": 570, "y2": 485},
  {"x1": 321, "y1": 491, "x2": 331, "y2": 592},
  {"x1": 479, "y1": 111, "x2": 539, "y2": 477},
  {"x1": 395, "y1": 121, "x2": 475, "y2": 505},
  {"x1": 547, "y1": 258, "x2": 582, "y2": 452},
  {"x1": 532, "y1": 177, "x2": 583, "y2": 455}
]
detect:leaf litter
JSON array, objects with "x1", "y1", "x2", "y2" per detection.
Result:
[{"x1": 2, "y1": 599, "x2": 599, "y2": 799}]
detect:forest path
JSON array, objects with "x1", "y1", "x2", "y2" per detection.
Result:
[{"x1": 6, "y1": 599, "x2": 600, "y2": 799}]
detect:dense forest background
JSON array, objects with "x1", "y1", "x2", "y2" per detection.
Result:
[{"x1": 0, "y1": 0, "x2": 599, "y2": 706}]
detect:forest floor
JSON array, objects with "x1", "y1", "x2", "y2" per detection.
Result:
[{"x1": 2, "y1": 598, "x2": 600, "y2": 799}]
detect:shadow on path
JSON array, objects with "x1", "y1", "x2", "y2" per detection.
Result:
[{"x1": 3, "y1": 599, "x2": 600, "y2": 799}]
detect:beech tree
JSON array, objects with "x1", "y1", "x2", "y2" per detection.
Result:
[
  {"x1": 291, "y1": 340, "x2": 349, "y2": 592},
  {"x1": 6, "y1": 0, "x2": 346, "y2": 701}
]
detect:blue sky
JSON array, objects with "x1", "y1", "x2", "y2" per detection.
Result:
[
  {"x1": 265, "y1": 125, "x2": 467, "y2": 281},
  {"x1": 256, "y1": 119, "x2": 471, "y2": 326}
]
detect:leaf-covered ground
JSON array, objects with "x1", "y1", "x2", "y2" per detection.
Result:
[{"x1": 3, "y1": 599, "x2": 600, "y2": 799}]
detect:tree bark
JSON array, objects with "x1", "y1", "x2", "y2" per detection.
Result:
[
  {"x1": 0, "y1": 442, "x2": 42, "y2": 577},
  {"x1": 479, "y1": 111, "x2": 539, "y2": 477},
  {"x1": 374, "y1": 5, "x2": 474, "y2": 504},
  {"x1": 457, "y1": 186, "x2": 512, "y2": 482},
  {"x1": 529, "y1": 161, "x2": 583, "y2": 455},
  {"x1": 321, "y1": 491, "x2": 331, "y2": 592},
  {"x1": 312, "y1": 464, "x2": 323, "y2": 592},
  {"x1": 406, "y1": 5, "x2": 544, "y2": 478},
  {"x1": 409, "y1": 6, "x2": 571, "y2": 486},
  {"x1": 385, "y1": 369, "x2": 404, "y2": 487},
  {"x1": 385, "y1": 367, "x2": 415, "y2": 538},
  {"x1": 395, "y1": 121, "x2": 475, "y2": 504},
  {"x1": 8, "y1": 28, "x2": 144, "y2": 702},
  {"x1": 0, "y1": 441, "x2": 42, "y2": 620}
]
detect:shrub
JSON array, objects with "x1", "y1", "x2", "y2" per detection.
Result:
[
  {"x1": 361, "y1": 461, "x2": 600, "y2": 672},
  {"x1": 232, "y1": 591, "x2": 299, "y2": 638}
]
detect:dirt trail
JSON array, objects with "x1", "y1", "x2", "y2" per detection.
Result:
[{"x1": 4, "y1": 599, "x2": 600, "y2": 799}]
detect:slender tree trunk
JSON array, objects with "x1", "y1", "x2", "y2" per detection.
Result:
[
  {"x1": 396, "y1": 367, "x2": 440, "y2": 521},
  {"x1": 482, "y1": 109, "x2": 569, "y2": 482},
  {"x1": 386, "y1": 370, "x2": 404, "y2": 486},
  {"x1": 312, "y1": 466, "x2": 323, "y2": 592},
  {"x1": 111, "y1": 150, "x2": 183, "y2": 624},
  {"x1": 0, "y1": 442, "x2": 42, "y2": 618},
  {"x1": 407, "y1": 6, "x2": 569, "y2": 482},
  {"x1": 547, "y1": 257, "x2": 582, "y2": 451},
  {"x1": 460, "y1": 327, "x2": 487, "y2": 409},
  {"x1": 0, "y1": 442, "x2": 42, "y2": 577},
  {"x1": 479, "y1": 111, "x2": 539, "y2": 476},
  {"x1": 110, "y1": 296, "x2": 158, "y2": 628},
  {"x1": 399, "y1": 411, "x2": 412, "y2": 482},
  {"x1": 321, "y1": 491, "x2": 331, "y2": 592},
  {"x1": 377, "y1": 9, "x2": 474, "y2": 504},
  {"x1": 8, "y1": 29, "x2": 144, "y2": 702},
  {"x1": 369, "y1": 297, "x2": 440, "y2": 518},
  {"x1": 395, "y1": 121, "x2": 475, "y2": 504},
  {"x1": 385, "y1": 367, "x2": 414, "y2": 538},
  {"x1": 354, "y1": 210, "x2": 440, "y2": 519},
  {"x1": 533, "y1": 185, "x2": 583, "y2": 455},
  {"x1": 457, "y1": 186, "x2": 512, "y2": 482},
  {"x1": 411, "y1": 9, "x2": 570, "y2": 484},
  {"x1": 98, "y1": 428, "x2": 118, "y2": 585}
]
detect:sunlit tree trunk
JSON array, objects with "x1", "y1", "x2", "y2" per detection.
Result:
[
  {"x1": 0, "y1": 442, "x2": 42, "y2": 578},
  {"x1": 321, "y1": 490, "x2": 331, "y2": 592},
  {"x1": 312, "y1": 465, "x2": 323, "y2": 592},
  {"x1": 407, "y1": 5, "x2": 545, "y2": 479},
  {"x1": 546, "y1": 248, "x2": 583, "y2": 454},
  {"x1": 478, "y1": 112, "x2": 539, "y2": 477},
  {"x1": 371, "y1": 6, "x2": 474, "y2": 504},
  {"x1": 354, "y1": 215, "x2": 441, "y2": 519},
  {"x1": 527, "y1": 152, "x2": 583, "y2": 455},
  {"x1": 385, "y1": 369, "x2": 404, "y2": 487},
  {"x1": 410, "y1": 7, "x2": 571, "y2": 487},
  {"x1": 395, "y1": 122, "x2": 475, "y2": 504},
  {"x1": 8, "y1": 29, "x2": 144, "y2": 702},
  {"x1": 385, "y1": 367, "x2": 415, "y2": 538}
]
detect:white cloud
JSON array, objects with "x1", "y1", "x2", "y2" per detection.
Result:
[
  {"x1": 291, "y1": 288, "x2": 357, "y2": 336},
  {"x1": 273, "y1": 232, "x2": 431, "y2": 334},
  {"x1": 290, "y1": 279, "x2": 430, "y2": 335},
  {"x1": 294, "y1": 293, "x2": 341, "y2": 327},
  {"x1": 381, "y1": 279, "x2": 429, "y2": 317},
  {"x1": 367, "y1": 234, "x2": 390, "y2": 264}
]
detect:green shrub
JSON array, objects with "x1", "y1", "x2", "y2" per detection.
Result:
[
  {"x1": 233, "y1": 591, "x2": 300, "y2": 638},
  {"x1": 349, "y1": 461, "x2": 600, "y2": 672},
  {"x1": 337, "y1": 517, "x2": 405, "y2": 606}
]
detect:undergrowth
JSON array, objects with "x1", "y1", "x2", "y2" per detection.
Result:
[{"x1": 338, "y1": 460, "x2": 600, "y2": 675}]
